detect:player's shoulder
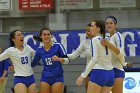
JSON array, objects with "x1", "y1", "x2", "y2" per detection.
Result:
[
  {"x1": 92, "y1": 36, "x2": 111, "y2": 44},
  {"x1": 37, "y1": 46, "x2": 44, "y2": 51},
  {"x1": 2, "y1": 47, "x2": 16, "y2": 54},
  {"x1": 24, "y1": 44, "x2": 31, "y2": 49},
  {"x1": 6, "y1": 47, "x2": 15, "y2": 51},
  {"x1": 53, "y1": 42, "x2": 66, "y2": 51},
  {"x1": 111, "y1": 32, "x2": 123, "y2": 41},
  {"x1": 114, "y1": 32, "x2": 122, "y2": 37},
  {"x1": 53, "y1": 42, "x2": 63, "y2": 47},
  {"x1": 23, "y1": 44, "x2": 33, "y2": 51},
  {"x1": 92, "y1": 36, "x2": 103, "y2": 41},
  {"x1": 34, "y1": 46, "x2": 44, "y2": 54},
  {"x1": 83, "y1": 39, "x2": 89, "y2": 43},
  {"x1": 53, "y1": 42, "x2": 61, "y2": 45},
  {"x1": 78, "y1": 39, "x2": 88, "y2": 46}
]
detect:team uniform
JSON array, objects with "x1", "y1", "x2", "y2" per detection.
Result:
[
  {"x1": 68, "y1": 39, "x2": 92, "y2": 76},
  {"x1": 111, "y1": 32, "x2": 125, "y2": 78},
  {"x1": 68, "y1": 38, "x2": 92, "y2": 65},
  {"x1": 0, "y1": 59, "x2": 10, "y2": 93},
  {"x1": 0, "y1": 45, "x2": 36, "y2": 87},
  {"x1": 81, "y1": 36, "x2": 115, "y2": 87},
  {"x1": 32, "y1": 42, "x2": 69, "y2": 85}
]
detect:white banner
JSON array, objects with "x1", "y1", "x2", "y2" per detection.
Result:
[
  {"x1": 0, "y1": 0, "x2": 12, "y2": 10},
  {"x1": 100, "y1": 0, "x2": 136, "y2": 8},
  {"x1": 58, "y1": 0, "x2": 93, "y2": 9}
]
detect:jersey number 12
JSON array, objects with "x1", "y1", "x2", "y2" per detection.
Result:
[{"x1": 45, "y1": 58, "x2": 52, "y2": 65}]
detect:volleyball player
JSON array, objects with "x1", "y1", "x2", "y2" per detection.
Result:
[
  {"x1": 105, "y1": 16, "x2": 125, "y2": 93},
  {"x1": 32, "y1": 27, "x2": 69, "y2": 93},
  {"x1": 67, "y1": 23, "x2": 93, "y2": 90},
  {"x1": 76, "y1": 20, "x2": 125, "y2": 93},
  {"x1": 0, "y1": 30, "x2": 36, "y2": 93}
]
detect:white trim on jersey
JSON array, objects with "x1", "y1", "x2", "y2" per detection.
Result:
[
  {"x1": 54, "y1": 42, "x2": 69, "y2": 64},
  {"x1": 54, "y1": 42, "x2": 66, "y2": 55},
  {"x1": 116, "y1": 32, "x2": 122, "y2": 47}
]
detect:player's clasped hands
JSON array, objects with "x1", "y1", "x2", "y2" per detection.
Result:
[
  {"x1": 100, "y1": 39, "x2": 109, "y2": 46},
  {"x1": 52, "y1": 55, "x2": 60, "y2": 61}
]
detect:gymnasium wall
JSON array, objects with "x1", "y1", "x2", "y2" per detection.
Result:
[{"x1": 0, "y1": 1, "x2": 140, "y2": 32}]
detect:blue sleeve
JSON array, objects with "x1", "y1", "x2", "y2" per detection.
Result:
[
  {"x1": 32, "y1": 50, "x2": 41, "y2": 67},
  {"x1": 58, "y1": 43, "x2": 67, "y2": 57},
  {"x1": 3, "y1": 59, "x2": 10, "y2": 71}
]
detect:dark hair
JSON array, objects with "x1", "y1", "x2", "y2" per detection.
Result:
[
  {"x1": 85, "y1": 23, "x2": 91, "y2": 31},
  {"x1": 105, "y1": 16, "x2": 117, "y2": 24},
  {"x1": 33, "y1": 27, "x2": 52, "y2": 42},
  {"x1": 87, "y1": 23, "x2": 91, "y2": 27},
  {"x1": 94, "y1": 20, "x2": 106, "y2": 37},
  {"x1": 9, "y1": 30, "x2": 20, "y2": 47}
]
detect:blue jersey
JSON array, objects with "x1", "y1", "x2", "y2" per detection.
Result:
[
  {"x1": 33, "y1": 42, "x2": 67, "y2": 77},
  {"x1": 0, "y1": 59, "x2": 10, "y2": 77}
]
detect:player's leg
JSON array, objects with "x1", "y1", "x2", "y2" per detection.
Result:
[
  {"x1": 28, "y1": 83, "x2": 36, "y2": 93},
  {"x1": 112, "y1": 68, "x2": 125, "y2": 93},
  {"x1": 39, "y1": 82, "x2": 51, "y2": 93},
  {"x1": 87, "y1": 69, "x2": 105, "y2": 93},
  {"x1": 112, "y1": 78, "x2": 124, "y2": 93},
  {"x1": 26, "y1": 75, "x2": 36, "y2": 93},
  {"x1": 87, "y1": 81, "x2": 102, "y2": 93},
  {"x1": 51, "y1": 82, "x2": 64, "y2": 93},
  {"x1": 14, "y1": 76, "x2": 28, "y2": 93},
  {"x1": 39, "y1": 75, "x2": 52, "y2": 93},
  {"x1": 14, "y1": 83, "x2": 27, "y2": 93},
  {"x1": 51, "y1": 75, "x2": 64, "y2": 93},
  {"x1": 101, "y1": 86, "x2": 113, "y2": 93}
]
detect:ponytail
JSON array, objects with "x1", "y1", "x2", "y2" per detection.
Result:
[{"x1": 33, "y1": 35, "x2": 42, "y2": 42}]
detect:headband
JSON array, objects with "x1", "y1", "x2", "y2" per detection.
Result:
[{"x1": 105, "y1": 16, "x2": 117, "y2": 24}]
